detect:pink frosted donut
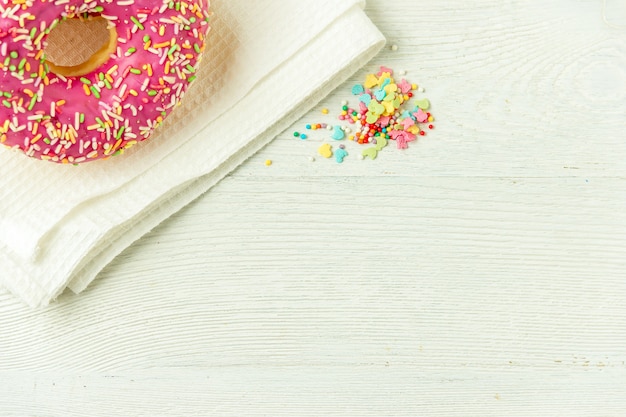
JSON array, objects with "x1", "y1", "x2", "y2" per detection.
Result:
[{"x1": 0, "y1": 0, "x2": 211, "y2": 164}]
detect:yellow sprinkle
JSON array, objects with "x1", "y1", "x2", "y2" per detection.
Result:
[
  {"x1": 321, "y1": 108, "x2": 329, "y2": 114},
  {"x1": 30, "y1": 134, "x2": 42, "y2": 144},
  {"x1": 129, "y1": 89, "x2": 138, "y2": 96},
  {"x1": 411, "y1": 84, "x2": 417, "y2": 90},
  {"x1": 428, "y1": 116, "x2": 434, "y2": 122},
  {"x1": 83, "y1": 84, "x2": 91, "y2": 96},
  {"x1": 265, "y1": 159, "x2": 272, "y2": 166}
]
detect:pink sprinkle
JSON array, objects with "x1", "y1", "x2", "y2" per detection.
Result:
[
  {"x1": 401, "y1": 117, "x2": 415, "y2": 130},
  {"x1": 377, "y1": 66, "x2": 393, "y2": 76},
  {"x1": 378, "y1": 115, "x2": 391, "y2": 127},
  {"x1": 414, "y1": 109, "x2": 428, "y2": 123},
  {"x1": 397, "y1": 79, "x2": 412, "y2": 94}
]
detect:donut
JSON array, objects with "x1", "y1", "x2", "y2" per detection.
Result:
[{"x1": 0, "y1": 0, "x2": 211, "y2": 164}]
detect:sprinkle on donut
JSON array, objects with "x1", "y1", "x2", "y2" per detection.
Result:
[{"x1": 0, "y1": 0, "x2": 211, "y2": 164}]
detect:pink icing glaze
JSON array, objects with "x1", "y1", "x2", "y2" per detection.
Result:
[{"x1": 0, "y1": 0, "x2": 211, "y2": 163}]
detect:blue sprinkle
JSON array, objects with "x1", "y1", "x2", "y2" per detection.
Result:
[
  {"x1": 359, "y1": 94, "x2": 371, "y2": 105},
  {"x1": 374, "y1": 88, "x2": 386, "y2": 101},
  {"x1": 352, "y1": 84, "x2": 365, "y2": 95},
  {"x1": 305, "y1": 124, "x2": 312, "y2": 130},
  {"x1": 300, "y1": 134, "x2": 308, "y2": 140},
  {"x1": 331, "y1": 126, "x2": 345, "y2": 140},
  {"x1": 335, "y1": 148, "x2": 348, "y2": 163}
]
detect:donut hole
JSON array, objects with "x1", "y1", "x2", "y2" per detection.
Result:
[{"x1": 44, "y1": 16, "x2": 117, "y2": 78}]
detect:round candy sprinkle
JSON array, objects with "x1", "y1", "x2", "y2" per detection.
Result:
[{"x1": 265, "y1": 159, "x2": 272, "y2": 166}]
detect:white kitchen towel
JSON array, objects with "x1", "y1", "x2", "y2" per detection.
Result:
[{"x1": 0, "y1": 0, "x2": 385, "y2": 306}]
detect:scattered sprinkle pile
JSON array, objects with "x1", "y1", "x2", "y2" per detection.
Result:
[{"x1": 293, "y1": 66, "x2": 435, "y2": 163}]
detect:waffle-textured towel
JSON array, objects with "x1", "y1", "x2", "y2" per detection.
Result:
[{"x1": 0, "y1": 0, "x2": 385, "y2": 307}]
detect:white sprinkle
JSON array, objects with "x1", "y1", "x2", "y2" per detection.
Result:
[{"x1": 391, "y1": 44, "x2": 398, "y2": 51}]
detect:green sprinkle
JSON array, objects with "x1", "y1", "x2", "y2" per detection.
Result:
[
  {"x1": 90, "y1": 86, "x2": 101, "y2": 99},
  {"x1": 80, "y1": 77, "x2": 91, "y2": 85},
  {"x1": 10, "y1": 51, "x2": 18, "y2": 59},
  {"x1": 2, "y1": 100, "x2": 11, "y2": 108},
  {"x1": 95, "y1": 117, "x2": 105, "y2": 127},
  {"x1": 99, "y1": 73, "x2": 105, "y2": 81},
  {"x1": 79, "y1": 113, "x2": 85, "y2": 123},
  {"x1": 28, "y1": 95, "x2": 37, "y2": 111},
  {"x1": 147, "y1": 90, "x2": 158, "y2": 96},
  {"x1": 143, "y1": 34, "x2": 150, "y2": 43},
  {"x1": 131, "y1": 16, "x2": 144, "y2": 30},
  {"x1": 186, "y1": 64, "x2": 195, "y2": 73},
  {"x1": 194, "y1": 43, "x2": 201, "y2": 54},
  {"x1": 129, "y1": 68, "x2": 142, "y2": 75},
  {"x1": 188, "y1": 75, "x2": 197, "y2": 83},
  {"x1": 127, "y1": 47, "x2": 137, "y2": 55},
  {"x1": 44, "y1": 138, "x2": 51, "y2": 145},
  {"x1": 104, "y1": 79, "x2": 112, "y2": 90},
  {"x1": 115, "y1": 126, "x2": 126, "y2": 139},
  {"x1": 167, "y1": 44, "x2": 178, "y2": 56},
  {"x1": 8, "y1": 65, "x2": 16, "y2": 72}
]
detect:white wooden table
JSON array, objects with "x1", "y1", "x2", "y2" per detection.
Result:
[{"x1": 1, "y1": 1, "x2": 625, "y2": 415}]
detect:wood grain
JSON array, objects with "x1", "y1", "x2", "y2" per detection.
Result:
[{"x1": 1, "y1": 0, "x2": 625, "y2": 415}]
